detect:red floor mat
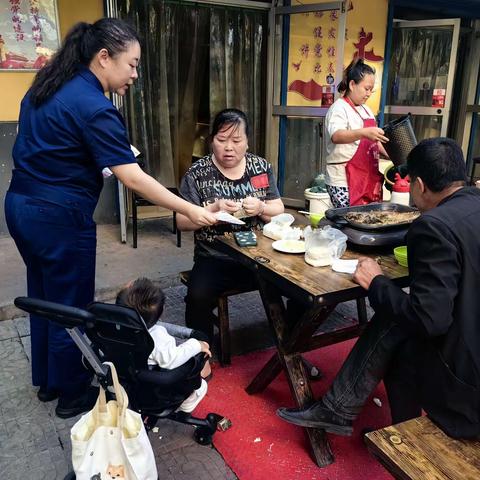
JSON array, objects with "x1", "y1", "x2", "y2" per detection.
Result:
[{"x1": 196, "y1": 340, "x2": 393, "y2": 480}]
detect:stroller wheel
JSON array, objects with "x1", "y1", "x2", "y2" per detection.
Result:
[{"x1": 194, "y1": 427, "x2": 213, "y2": 445}]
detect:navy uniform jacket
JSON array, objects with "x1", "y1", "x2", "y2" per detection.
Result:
[
  {"x1": 9, "y1": 66, "x2": 136, "y2": 215},
  {"x1": 5, "y1": 66, "x2": 137, "y2": 395},
  {"x1": 369, "y1": 187, "x2": 480, "y2": 438}
]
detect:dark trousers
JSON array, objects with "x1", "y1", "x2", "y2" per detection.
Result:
[
  {"x1": 322, "y1": 313, "x2": 422, "y2": 424},
  {"x1": 185, "y1": 256, "x2": 257, "y2": 342},
  {"x1": 5, "y1": 192, "x2": 94, "y2": 398}
]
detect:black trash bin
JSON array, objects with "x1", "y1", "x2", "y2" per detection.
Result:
[{"x1": 382, "y1": 114, "x2": 417, "y2": 166}]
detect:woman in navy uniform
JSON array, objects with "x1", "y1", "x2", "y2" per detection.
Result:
[{"x1": 4, "y1": 18, "x2": 216, "y2": 418}]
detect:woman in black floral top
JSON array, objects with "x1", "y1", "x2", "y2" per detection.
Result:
[{"x1": 177, "y1": 109, "x2": 284, "y2": 342}]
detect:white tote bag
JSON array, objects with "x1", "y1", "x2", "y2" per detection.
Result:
[{"x1": 71, "y1": 362, "x2": 158, "y2": 480}]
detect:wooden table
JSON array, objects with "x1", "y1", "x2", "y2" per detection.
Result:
[
  {"x1": 215, "y1": 233, "x2": 409, "y2": 467},
  {"x1": 365, "y1": 416, "x2": 480, "y2": 479}
]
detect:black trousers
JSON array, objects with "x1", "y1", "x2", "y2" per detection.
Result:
[
  {"x1": 185, "y1": 256, "x2": 257, "y2": 342},
  {"x1": 5, "y1": 192, "x2": 94, "y2": 398},
  {"x1": 323, "y1": 313, "x2": 422, "y2": 424}
]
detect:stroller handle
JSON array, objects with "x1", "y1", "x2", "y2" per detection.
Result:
[{"x1": 14, "y1": 296, "x2": 94, "y2": 329}]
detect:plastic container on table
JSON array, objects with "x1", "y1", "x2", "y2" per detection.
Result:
[{"x1": 304, "y1": 189, "x2": 332, "y2": 216}]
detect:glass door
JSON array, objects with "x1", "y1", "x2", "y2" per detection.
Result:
[{"x1": 384, "y1": 19, "x2": 460, "y2": 140}]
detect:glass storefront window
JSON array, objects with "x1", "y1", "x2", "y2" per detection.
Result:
[{"x1": 387, "y1": 26, "x2": 453, "y2": 107}]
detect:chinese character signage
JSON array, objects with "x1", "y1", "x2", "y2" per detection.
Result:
[
  {"x1": 1, "y1": 0, "x2": 60, "y2": 70},
  {"x1": 286, "y1": 0, "x2": 388, "y2": 113}
]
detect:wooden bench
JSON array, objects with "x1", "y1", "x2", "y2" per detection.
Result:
[
  {"x1": 180, "y1": 270, "x2": 256, "y2": 366},
  {"x1": 365, "y1": 416, "x2": 480, "y2": 480}
]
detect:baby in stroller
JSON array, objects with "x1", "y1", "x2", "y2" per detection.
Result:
[{"x1": 116, "y1": 277, "x2": 212, "y2": 413}]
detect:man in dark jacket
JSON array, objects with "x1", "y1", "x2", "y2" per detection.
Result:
[{"x1": 277, "y1": 137, "x2": 480, "y2": 439}]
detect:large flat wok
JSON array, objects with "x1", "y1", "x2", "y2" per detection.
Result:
[{"x1": 325, "y1": 203, "x2": 420, "y2": 231}]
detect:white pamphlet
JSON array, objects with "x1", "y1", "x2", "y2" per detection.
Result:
[
  {"x1": 215, "y1": 211, "x2": 246, "y2": 225},
  {"x1": 331, "y1": 259, "x2": 358, "y2": 275}
]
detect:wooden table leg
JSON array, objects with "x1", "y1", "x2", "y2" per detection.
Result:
[
  {"x1": 251, "y1": 275, "x2": 335, "y2": 467},
  {"x1": 246, "y1": 352, "x2": 282, "y2": 395},
  {"x1": 356, "y1": 297, "x2": 368, "y2": 325},
  {"x1": 283, "y1": 353, "x2": 334, "y2": 467}
]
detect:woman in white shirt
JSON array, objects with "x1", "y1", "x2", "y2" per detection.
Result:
[{"x1": 325, "y1": 58, "x2": 388, "y2": 207}]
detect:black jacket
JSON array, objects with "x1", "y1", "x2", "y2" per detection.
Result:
[{"x1": 369, "y1": 187, "x2": 480, "y2": 438}]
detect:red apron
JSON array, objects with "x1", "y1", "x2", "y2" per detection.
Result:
[{"x1": 343, "y1": 97, "x2": 383, "y2": 206}]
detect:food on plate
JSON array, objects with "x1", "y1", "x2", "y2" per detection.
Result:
[
  {"x1": 344, "y1": 210, "x2": 420, "y2": 226},
  {"x1": 272, "y1": 239, "x2": 305, "y2": 253}
]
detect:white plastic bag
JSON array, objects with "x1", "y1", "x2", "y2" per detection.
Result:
[
  {"x1": 304, "y1": 225, "x2": 347, "y2": 267},
  {"x1": 263, "y1": 213, "x2": 295, "y2": 240},
  {"x1": 71, "y1": 362, "x2": 157, "y2": 480}
]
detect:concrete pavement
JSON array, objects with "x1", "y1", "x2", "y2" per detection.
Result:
[{"x1": 0, "y1": 217, "x2": 194, "y2": 320}]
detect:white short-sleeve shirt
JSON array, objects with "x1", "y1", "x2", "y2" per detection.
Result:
[{"x1": 325, "y1": 98, "x2": 376, "y2": 187}]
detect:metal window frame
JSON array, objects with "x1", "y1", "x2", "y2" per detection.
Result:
[
  {"x1": 268, "y1": 1, "x2": 346, "y2": 196},
  {"x1": 168, "y1": 0, "x2": 271, "y2": 9},
  {"x1": 270, "y1": 0, "x2": 346, "y2": 116},
  {"x1": 275, "y1": 1, "x2": 344, "y2": 15}
]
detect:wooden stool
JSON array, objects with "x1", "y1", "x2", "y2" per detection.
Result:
[
  {"x1": 180, "y1": 270, "x2": 255, "y2": 366},
  {"x1": 365, "y1": 416, "x2": 480, "y2": 479}
]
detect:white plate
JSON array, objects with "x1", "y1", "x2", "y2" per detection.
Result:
[{"x1": 272, "y1": 239, "x2": 306, "y2": 254}]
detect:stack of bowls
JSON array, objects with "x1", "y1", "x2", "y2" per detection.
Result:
[{"x1": 393, "y1": 246, "x2": 408, "y2": 267}]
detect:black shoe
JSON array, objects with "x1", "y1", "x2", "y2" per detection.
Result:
[
  {"x1": 37, "y1": 387, "x2": 59, "y2": 402},
  {"x1": 55, "y1": 387, "x2": 98, "y2": 419},
  {"x1": 277, "y1": 402, "x2": 353, "y2": 436}
]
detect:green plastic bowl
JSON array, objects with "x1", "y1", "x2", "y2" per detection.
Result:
[
  {"x1": 394, "y1": 246, "x2": 408, "y2": 267},
  {"x1": 309, "y1": 212, "x2": 324, "y2": 228}
]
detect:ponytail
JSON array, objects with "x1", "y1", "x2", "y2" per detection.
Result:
[
  {"x1": 29, "y1": 23, "x2": 90, "y2": 106},
  {"x1": 337, "y1": 58, "x2": 375, "y2": 94},
  {"x1": 29, "y1": 18, "x2": 139, "y2": 106}
]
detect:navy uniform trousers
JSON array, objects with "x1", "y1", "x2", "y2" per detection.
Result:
[{"x1": 5, "y1": 192, "x2": 94, "y2": 398}]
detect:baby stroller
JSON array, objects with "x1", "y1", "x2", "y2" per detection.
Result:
[{"x1": 14, "y1": 296, "x2": 231, "y2": 480}]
